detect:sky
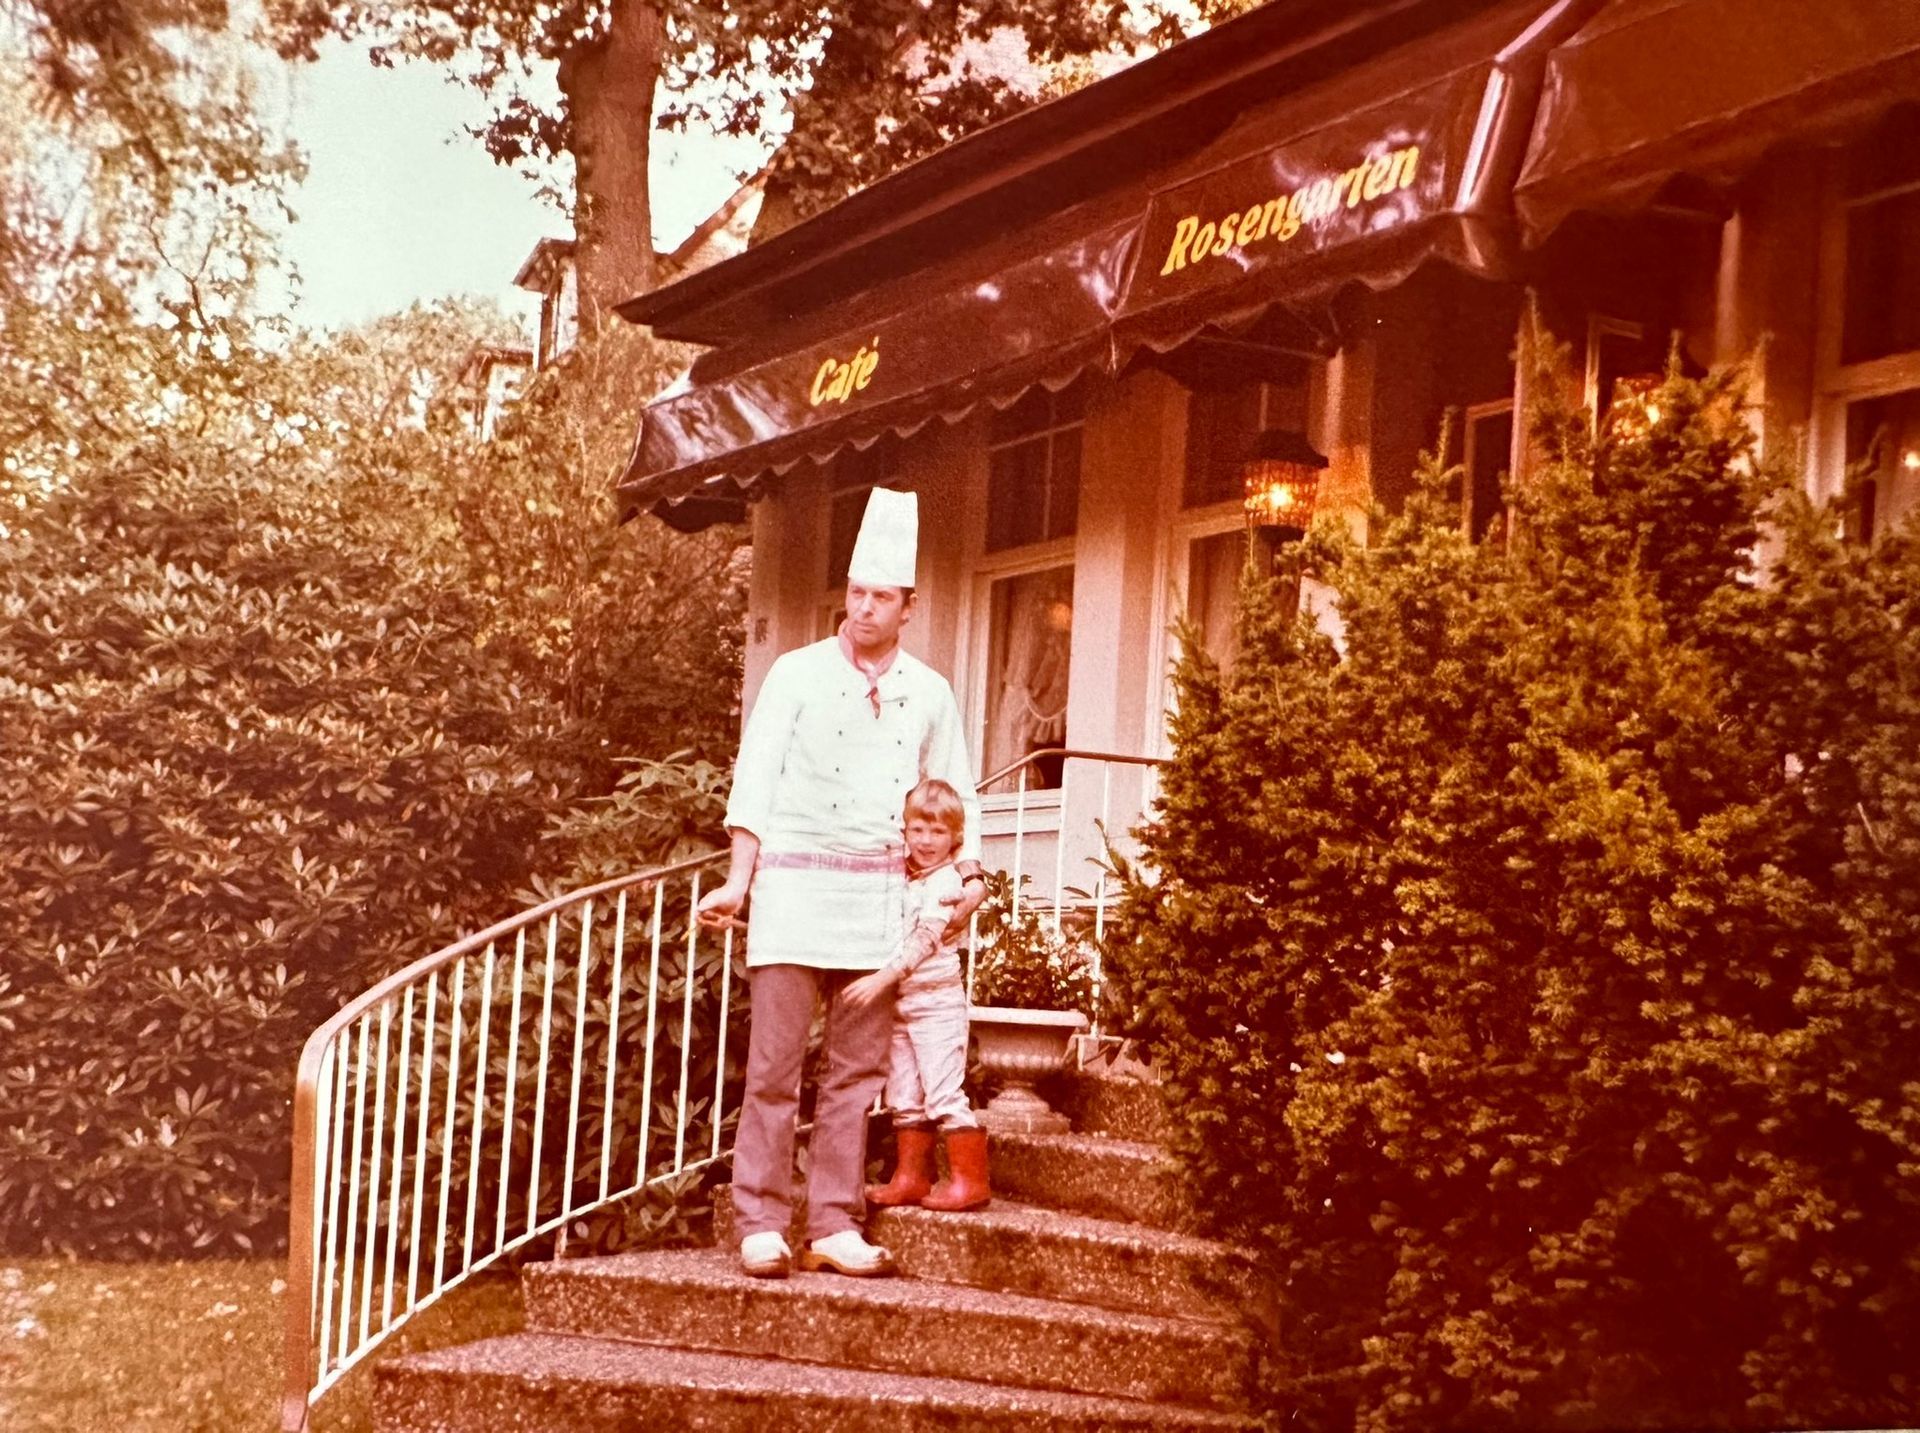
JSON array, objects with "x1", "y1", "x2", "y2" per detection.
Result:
[{"x1": 275, "y1": 40, "x2": 766, "y2": 335}]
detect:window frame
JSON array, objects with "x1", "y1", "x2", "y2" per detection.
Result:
[
  {"x1": 1584, "y1": 315, "x2": 1659, "y2": 434},
  {"x1": 1460, "y1": 397, "x2": 1516, "y2": 544},
  {"x1": 1812, "y1": 163, "x2": 1920, "y2": 513},
  {"x1": 1149, "y1": 362, "x2": 1326, "y2": 754},
  {"x1": 966, "y1": 542, "x2": 1078, "y2": 818},
  {"x1": 983, "y1": 385, "x2": 1086, "y2": 554}
]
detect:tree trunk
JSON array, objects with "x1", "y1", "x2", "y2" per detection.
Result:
[{"x1": 558, "y1": 0, "x2": 663, "y2": 331}]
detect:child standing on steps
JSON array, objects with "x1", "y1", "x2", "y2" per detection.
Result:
[{"x1": 845, "y1": 778, "x2": 992, "y2": 1212}]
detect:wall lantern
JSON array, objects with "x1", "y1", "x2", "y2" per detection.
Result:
[{"x1": 1242, "y1": 430, "x2": 1329, "y2": 541}]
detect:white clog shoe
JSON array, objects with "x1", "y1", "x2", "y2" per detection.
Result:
[
  {"x1": 800, "y1": 1229, "x2": 896, "y2": 1277},
  {"x1": 738, "y1": 1231, "x2": 791, "y2": 1279}
]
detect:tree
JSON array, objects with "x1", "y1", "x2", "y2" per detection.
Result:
[
  {"x1": 1111, "y1": 345, "x2": 1920, "y2": 1431},
  {"x1": 256, "y1": 0, "x2": 1184, "y2": 320}
]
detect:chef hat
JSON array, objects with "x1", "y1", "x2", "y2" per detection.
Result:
[{"x1": 846, "y1": 487, "x2": 919, "y2": 589}]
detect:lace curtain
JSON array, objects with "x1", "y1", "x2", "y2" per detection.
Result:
[{"x1": 982, "y1": 566, "x2": 1073, "y2": 793}]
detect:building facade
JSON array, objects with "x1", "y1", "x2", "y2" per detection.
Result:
[{"x1": 614, "y1": 0, "x2": 1920, "y2": 895}]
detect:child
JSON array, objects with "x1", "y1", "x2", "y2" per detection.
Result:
[{"x1": 844, "y1": 778, "x2": 991, "y2": 1212}]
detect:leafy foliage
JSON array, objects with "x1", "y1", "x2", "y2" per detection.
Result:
[
  {"x1": 0, "y1": 414, "x2": 578, "y2": 1256},
  {"x1": 1, "y1": 97, "x2": 744, "y2": 1255},
  {"x1": 1111, "y1": 349, "x2": 1920, "y2": 1431},
  {"x1": 455, "y1": 324, "x2": 747, "y2": 771},
  {"x1": 967, "y1": 871, "x2": 1097, "y2": 1013}
]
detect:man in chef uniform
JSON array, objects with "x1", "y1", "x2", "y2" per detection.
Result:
[{"x1": 697, "y1": 488, "x2": 987, "y2": 1278}]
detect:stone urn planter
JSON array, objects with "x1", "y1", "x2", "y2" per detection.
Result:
[{"x1": 970, "y1": 1006, "x2": 1089, "y2": 1134}]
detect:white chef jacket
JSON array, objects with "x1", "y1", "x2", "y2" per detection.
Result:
[{"x1": 724, "y1": 636, "x2": 982, "y2": 969}]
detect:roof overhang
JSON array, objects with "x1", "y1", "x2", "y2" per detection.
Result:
[
  {"x1": 514, "y1": 238, "x2": 577, "y2": 292},
  {"x1": 1515, "y1": 0, "x2": 1920, "y2": 243},
  {"x1": 619, "y1": 0, "x2": 1603, "y2": 528},
  {"x1": 620, "y1": 0, "x2": 1548, "y2": 347}
]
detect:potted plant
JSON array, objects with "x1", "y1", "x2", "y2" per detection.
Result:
[{"x1": 965, "y1": 871, "x2": 1095, "y2": 1133}]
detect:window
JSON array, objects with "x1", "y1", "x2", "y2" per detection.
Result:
[
  {"x1": 1183, "y1": 528, "x2": 1248, "y2": 670},
  {"x1": 986, "y1": 382, "x2": 1083, "y2": 551},
  {"x1": 1166, "y1": 361, "x2": 1316, "y2": 695},
  {"x1": 1586, "y1": 316, "x2": 1664, "y2": 430},
  {"x1": 1461, "y1": 401, "x2": 1514, "y2": 544},
  {"x1": 1182, "y1": 363, "x2": 1313, "y2": 509},
  {"x1": 980, "y1": 566, "x2": 1073, "y2": 794},
  {"x1": 1816, "y1": 109, "x2": 1920, "y2": 536},
  {"x1": 1840, "y1": 130, "x2": 1920, "y2": 366},
  {"x1": 1842, "y1": 388, "x2": 1920, "y2": 542}
]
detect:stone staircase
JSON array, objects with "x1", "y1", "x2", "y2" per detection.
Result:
[{"x1": 372, "y1": 1079, "x2": 1266, "y2": 1431}]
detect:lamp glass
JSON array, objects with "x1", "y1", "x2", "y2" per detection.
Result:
[{"x1": 1243, "y1": 460, "x2": 1321, "y2": 530}]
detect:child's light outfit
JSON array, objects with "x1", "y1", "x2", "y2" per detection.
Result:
[{"x1": 881, "y1": 859, "x2": 978, "y2": 1131}]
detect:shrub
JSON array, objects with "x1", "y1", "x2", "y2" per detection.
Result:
[
  {"x1": 0, "y1": 308, "x2": 746, "y2": 1258},
  {"x1": 966, "y1": 870, "x2": 1098, "y2": 1013},
  {"x1": 1111, "y1": 351, "x2": 1920, "y2": 1431},
  {"x1": 0, "y1": 443, "x2": 583, "y2": 1257}
]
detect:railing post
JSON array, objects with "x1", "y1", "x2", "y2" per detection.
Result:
[
  {"x1": 359, "y1": 1003, "x2": 390, "y2": 1346},
  {"x1": 712, "y1": 924, "x2": 735, "y2": 1162},
  {"x1": 1012, "y1": 764, "x2": 1027, "y2": 923},
  {"x1": 495, "y1": 932, "x2": 525, "y2": 1252},
  {"x1": 432, "y1": 958, "x2": 466, "y2": 1291},
  {"x1": 1053, "y1": 760, "x2": 1070, "y2": 936},
  {"x1": 383, "y1": 987, "x2": 414, "y2": 1329},
  {"x1": 675, "y1": 874, "x2": 701, "y2": 1174},
  {"x1": 281, "y1": 1039, "x2": 327, "y2": 1433},
  {"x1": 463, "y1": 944, "x2": 497, "y2": 1274},
  {"x1": 562, "y1": 902, "x2": 594, "y2": 1220},
  {"x1": 600, "y1": 894, "x2": 628, "y2": 1205}
]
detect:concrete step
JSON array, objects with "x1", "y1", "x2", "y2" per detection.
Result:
[
  {"x1": 1042, "y1": 1071, "x2": 1174, "y2": 1143},
  {"x1": 714, "y1": 1187, "x2": 1262, "y2": 1325},
  {"x1": 871, "y1": 1200, "x2": 1263, "y2": 1325},
  {"x1": 522, "y1": 1247, "x2": 1256, "y2": 1412},
  {"x1": 990, "y1": 1128, "x2": 1197, "y2": 1232},
  {"x1": 374, "y1": 1333, "x2": 1257, "y2": 1432}
]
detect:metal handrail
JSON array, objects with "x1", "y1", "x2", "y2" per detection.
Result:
[
  {"x1": 976, "y1": 745, "x2": 1163, "y2": 794},
  {"x1": 282, "y1": 848, "x2": 734, "y2": 1432}
]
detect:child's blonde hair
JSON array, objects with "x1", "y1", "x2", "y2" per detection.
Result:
[{"x1": 903, "y1": 778, "x2": 965, "y2": 843}]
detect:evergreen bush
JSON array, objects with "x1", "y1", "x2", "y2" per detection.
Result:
[{"x1": 1111, "y1": 351, "x2": 1920, "y2": 1431}]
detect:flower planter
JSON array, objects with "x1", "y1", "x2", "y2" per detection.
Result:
[{"x1": 969, "y1": 1005, "x2": 1089, "y2": 1134}]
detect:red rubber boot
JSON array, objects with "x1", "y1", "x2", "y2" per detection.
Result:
[
  {"x1": 921, "y1": 1127, "x2": 991, "y2": 1212},
  {"x1": 865, "y1": 1124, "x2": 937, "y2": 1206}
]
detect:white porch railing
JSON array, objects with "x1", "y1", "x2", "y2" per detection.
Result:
[
  {"x1": 971, "y1": 747, "x2": 1164, "y2": 1037},
  {"x1": 280, "y1": 749, "x2": 1162, "y2": 1430},
  {"x1": 280, "y1": 851, "x2": 740, "y2": 1432}
]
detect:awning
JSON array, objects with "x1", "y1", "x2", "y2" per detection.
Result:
[
  {"x1": 1116, "y1": 65, "x2": 1514, "y2": 358},
  {"x1": 1515, "y1": 0, "x2": 1920, "y2": 242},
  {"x1": 621, "y1": 0, "x2": 1593, "y2": 525},
  {"x1": 622, "y1": 200, "x2": 1140, "y2": 518}
]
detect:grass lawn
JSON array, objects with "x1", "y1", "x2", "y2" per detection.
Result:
[{"x1": 0, "y1": 1257, "x2": 523, "y2": 1432}]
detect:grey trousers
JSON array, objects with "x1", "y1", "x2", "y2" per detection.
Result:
[
  {"x1": 885, "y1": 954, "x2": 978, "y2": 1131},
  {"x1": 731, "y1": 963, "x2": 893, "y2": 1243}
]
